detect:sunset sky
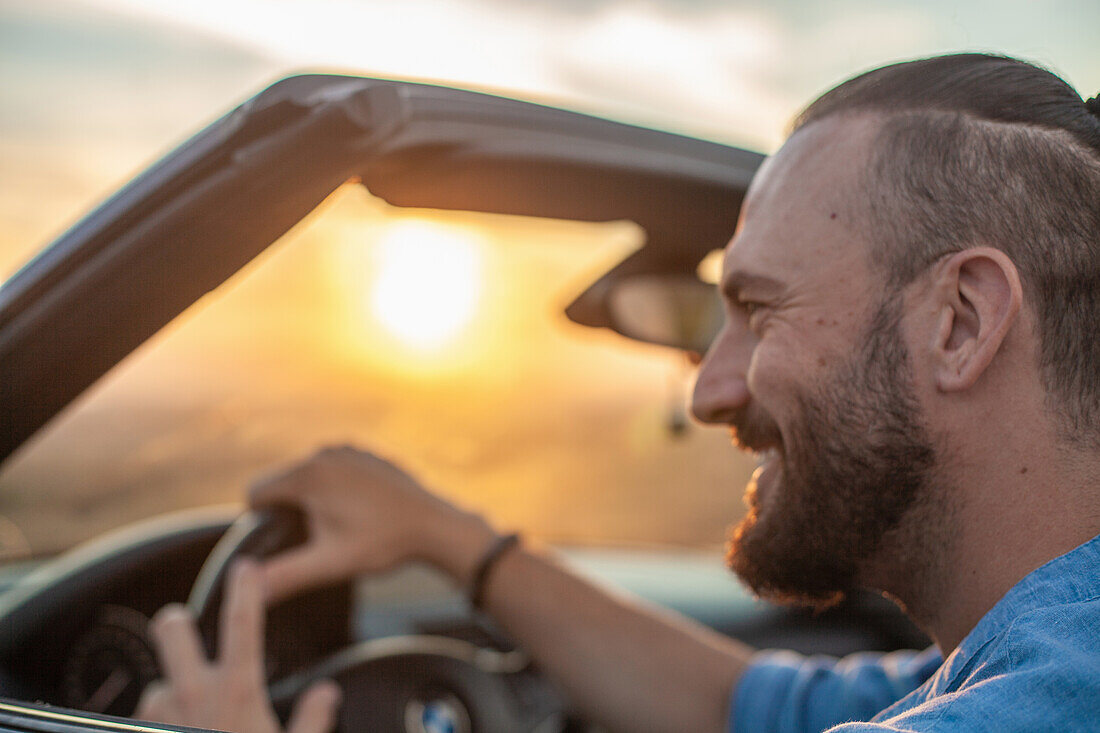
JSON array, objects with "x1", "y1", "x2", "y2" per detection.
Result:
[
  {"x1": 4, "y1": 0, "x2": 1098, "y2": 275},
  {"x1": 2, "y1": 0, "x2": 1099, "y2": 557}
]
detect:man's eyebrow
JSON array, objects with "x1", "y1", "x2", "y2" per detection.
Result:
[{"x1": 720, "y1": 271, "x2": 784, "y2": 300}]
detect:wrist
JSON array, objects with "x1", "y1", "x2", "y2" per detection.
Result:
[
  {"x1": 414, "y1": 504, "x2": 500, "y2": 584},
  {"x1": 467, "y1": 532, "x2": 520, "y2": 609}
]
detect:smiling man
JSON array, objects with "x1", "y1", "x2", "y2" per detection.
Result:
[{"x1": 137, "y1": 53, "x2": 1100, "y2": 732}]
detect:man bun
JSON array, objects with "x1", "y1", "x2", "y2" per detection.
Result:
[{"x1": 1087, "y1": 95, "x2": 1100, "y2": 120}]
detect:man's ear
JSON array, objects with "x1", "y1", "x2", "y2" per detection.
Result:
[{"x1": 930, "y1": 248, "x2": 1023, "y2": 392}]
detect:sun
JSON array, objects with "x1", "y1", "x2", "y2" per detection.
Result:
[{"x1": 369, "y1": 220, "x2": 484, "y2": 351}]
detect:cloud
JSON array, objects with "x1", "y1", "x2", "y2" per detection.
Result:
[
  {"x1": 54, "y1": 0, "x2": 1100, "y2": 151},
  {"x1": 550, "y1": 3, "x2": 793, "y2": 147}
]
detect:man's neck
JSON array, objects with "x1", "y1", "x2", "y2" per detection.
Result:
[{"x1": 867, "y1": 444, "x2": 1100, "y2": 654}]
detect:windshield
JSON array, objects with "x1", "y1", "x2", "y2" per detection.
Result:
[{"x1": 0, "y1": 184, "x2": 754, "y2": 561}]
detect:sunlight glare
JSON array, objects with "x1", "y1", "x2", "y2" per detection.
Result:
[
  {"x1": 696, "y1": 248, "x2": 724, "y2": 285},
  {"x1": 370, "y1": 221, "x2": 483, "y2": 351}
]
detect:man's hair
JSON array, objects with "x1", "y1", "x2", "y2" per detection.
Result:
[{"x1": 794, "y1": 54, "x2": 1100, "y2": 444}]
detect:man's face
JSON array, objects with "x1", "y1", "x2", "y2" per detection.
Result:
[{"x1": 691, "y1": 117, "x2": 937, "y2": 607}]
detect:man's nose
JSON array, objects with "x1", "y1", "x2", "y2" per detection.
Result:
[{"x1": 691, "y1": 324, "x2": 752, "y2": 424}]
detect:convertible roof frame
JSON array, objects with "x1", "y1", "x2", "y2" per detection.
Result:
[{"x1": 0, "y1": 74, "x2": 762, "y2": 463}]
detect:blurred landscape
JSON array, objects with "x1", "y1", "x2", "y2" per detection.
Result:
[{"x1": 0, "y1": 185, "x2": 755, "y2": 558}]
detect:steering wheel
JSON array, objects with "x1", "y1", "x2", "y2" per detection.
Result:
[{"x1": 185, "y1": 508, "x2": 566, "y2": 733}]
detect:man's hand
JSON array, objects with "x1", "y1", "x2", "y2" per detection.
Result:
[
  {"x1": 249, "y1": 446, "x2": 496, "y2": 603},
  {"x1": 245, "y1": 445, "x2": 749, "y2": 733},
  {"x1": 136, "y1": 559, "x2": 341, "y2": 733}
]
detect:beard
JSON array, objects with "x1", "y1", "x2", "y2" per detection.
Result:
[{"x1": 725, "y1": 299, "x2": 937, "y2": 609}]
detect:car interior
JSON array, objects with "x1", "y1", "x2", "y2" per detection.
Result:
[{"x1": 0, "y1": 75, "x2": 927, "y2": 732}]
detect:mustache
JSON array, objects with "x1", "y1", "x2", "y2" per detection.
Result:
[{"x1": 729, "y1": 404, "x2": 783, "y2": 452}]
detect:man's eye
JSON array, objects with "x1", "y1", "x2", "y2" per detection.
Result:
[
  {"x1": 738, "y1": 300, "x2": 761, "y2": 316},
  {"x1": 738, "y1": 300, "x2": 769, "y2": 332}
]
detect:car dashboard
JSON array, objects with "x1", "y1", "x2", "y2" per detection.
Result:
[{"x1": 0, "y1": 508, "x2": 928, "y2": 732}]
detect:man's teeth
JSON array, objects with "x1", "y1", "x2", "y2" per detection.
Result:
[{"x1": 754, "y1": 449, "x2": 779, "y2": 469}]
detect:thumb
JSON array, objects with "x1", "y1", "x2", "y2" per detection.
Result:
[
  {"x1": 260, "y1": 545, "x2": 343, "y2": 603},
  {"x1": 286, "y1": 680, "x2": 342, "y2": 733}
]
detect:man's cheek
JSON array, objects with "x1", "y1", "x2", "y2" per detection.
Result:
[{"x1": 745, "y1": 343, "x2": 785, "y2": 403}]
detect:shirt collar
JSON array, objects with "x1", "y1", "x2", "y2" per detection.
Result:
[{"x1": 955, "y1": 531, "x2": 1100, "y2": 658}]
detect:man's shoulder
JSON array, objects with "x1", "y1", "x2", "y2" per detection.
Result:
[
  {"x1": 964, "y1": 587, "x2": 1100, "y2": 684},
  {"x1": 838, "y1": 593, "x2": 1100, "y2": 732},
  {"x1": 1000, "y1": 590, "x2": 1100, "y2": 655}
]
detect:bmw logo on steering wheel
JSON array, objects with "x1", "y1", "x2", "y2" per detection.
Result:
[{"x1": 405, "y1": 692, "x2": 472, "y2": 733}]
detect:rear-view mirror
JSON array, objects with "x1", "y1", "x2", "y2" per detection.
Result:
[{"x1": 606, "y1": 274, "x2": 723, "y2": 354}]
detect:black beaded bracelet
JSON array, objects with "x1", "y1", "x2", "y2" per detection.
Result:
[{"x1": 468, "y1": 532, "x2": 521, "y2": 609}]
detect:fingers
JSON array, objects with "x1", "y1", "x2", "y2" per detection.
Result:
[
  {"x1": 250, "y1": 444, "x2": 412, "y2": 504},
  {"x1": 134, "y1": 681, "x2": 170, "y2": 722},
  {"x1": 140, "y1": 563, "x2": 288, "y2": 733},
  {"x1": 149, "y1": 604, "x2": 207, "y2": 690},
  {"x1": 220, "y1": 559, "x2": 267, "y2": 687},
  {"x1": 249, "y1": 463, "x2": 310, "y2": 510},
  {"x1": 249, "y1": 445, "x2": 357, "y2": 509},
  {"x1": 260, "y1": 546, "x2": 339, "y2": 604},
  {"x1": 286, "y1": 680, "x2": 342, "y2": 733}
]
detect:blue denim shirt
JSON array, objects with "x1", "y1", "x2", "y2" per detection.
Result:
[{"x1": 731, "y1": 532, "x2": 1100, "y2": 732}]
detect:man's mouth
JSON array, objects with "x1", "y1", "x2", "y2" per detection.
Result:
[
  {"x1": 727, "y1": 418, "x2": 783, "y2": 455},
  {"x1": 753, "y1": 449, "x2": 783, "y2": 490},
  {"x1": 746, "y1": 448, "x2": 782, "y2": 510},
  {"x1": 754, "y1": 448, "x2": 780, "y2": 471}
]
